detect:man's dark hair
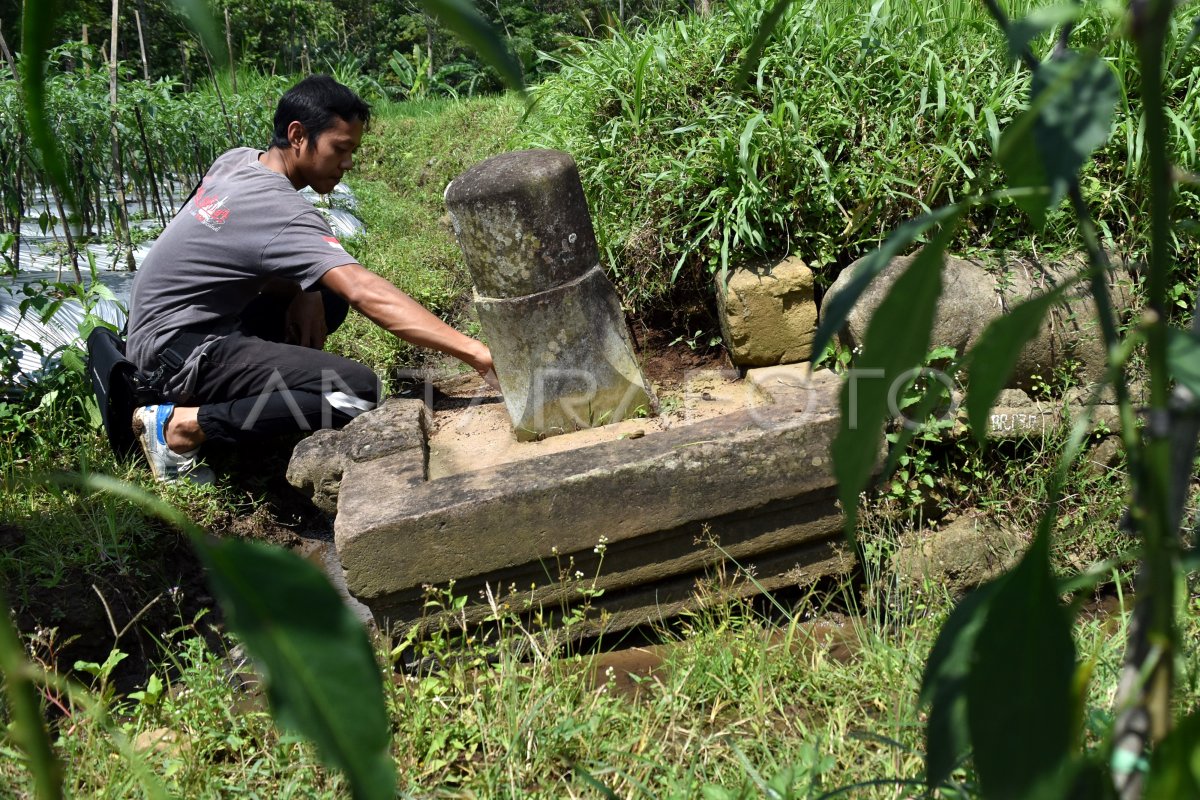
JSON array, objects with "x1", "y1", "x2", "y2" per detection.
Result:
[{"x1": 270, "y1": 75, "x2": 371, "y2": 150}]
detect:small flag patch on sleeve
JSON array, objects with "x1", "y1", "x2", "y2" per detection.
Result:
[{"x1": 323, "y1": 236, "x2": 345, "y2": 250}]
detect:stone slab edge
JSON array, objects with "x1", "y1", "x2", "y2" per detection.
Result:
[
  {"x1": 336, "y1": 382, "x2": 842, "y2": 600},
  {"x1": 366, "y1": 489, "x2": 842, "y2": 622},
  {"x1": 399, "y1": 537, "x2": 854, "y2": 640}
]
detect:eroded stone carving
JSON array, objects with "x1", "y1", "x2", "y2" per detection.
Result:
[{"x1": 444, "y1": 149, "x2": 653, "y2": 441}]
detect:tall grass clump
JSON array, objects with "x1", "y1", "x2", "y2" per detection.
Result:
[
  {"x1": 330, "y1": 96, "x2": 523, "y2": 377},
  {"x1": 527, "y1": 0, "x2": 1200, "y2": 324}
]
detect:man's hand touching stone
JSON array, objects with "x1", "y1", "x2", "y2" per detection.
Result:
[{"x1": 468, "y1": 341, "x2": 501, "y2": 391}]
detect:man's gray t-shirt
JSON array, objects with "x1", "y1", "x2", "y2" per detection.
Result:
[{"x1": 126, "y1": 147, "x2": 355, "y2": 389}]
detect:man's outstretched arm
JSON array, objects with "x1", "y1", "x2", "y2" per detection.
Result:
[{"x1": 320, "y1": 262, "x2": 496, "y2": 382}]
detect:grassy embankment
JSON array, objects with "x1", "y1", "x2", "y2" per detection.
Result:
[
  {"x1": 329, "y1": 96, "x2": 525, "y2": 376},
  {"x1": 4, "y1": 0, "x2": 1200, "y2": 795}
]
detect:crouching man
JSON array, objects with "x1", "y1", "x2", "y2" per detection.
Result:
[{"x1": 125, "y1": 75, "x2": 494, "y2": 483}]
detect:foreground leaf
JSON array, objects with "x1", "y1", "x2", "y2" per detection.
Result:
[
  {"x1": 966, "y1": 520, "x2": 1076, "y2": 798},
  {"x1": 1144, "y1": 708, "x2": 1200, "y2": 799},
  {"x1": 168, "y1": 0, "x2": 227, "y2": 60},
  {"x1": 735, "y1": 0, "x2": 794, "y2": 87},
  {"x1": 997, "y1": 51, "x2": 1119, "y2": 228},
  {"x1": 921, "y1": 583, "x2": 997, "y2": 788},
  {"x1": 1167, "y1": 327, "x2": 1200, "y2": 398},
  {"x1": 1006, "y1": 4, "x2": 1082, "y2": 63},
  {"x1": 0, "y1": 591, "x2": 63, "y2": 800},
  {"x1": 832, "y1": 214, "x2": 961, "y2": 539},
  {"x1": 20, "y1": 0, "x2": 72, "y2": 211},
  {"x1": 195, "y1": 537, "x2": 395, "y2": 800},
  {"x1": 965, "y1": 278, "x2": 1080, "y2": 444},
  {"x1": 812, "y1": 204, "x2": 963, "y2": 362},
  {"x1": 419, "y1": 0, "x2": 526, "y2": 94},
  {"x1": 81, "y1": 476, "x2": 394, "y2": 800}
]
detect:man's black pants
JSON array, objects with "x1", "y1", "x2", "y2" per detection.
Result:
[{"x1": 182, "y1": 291, "x2": 380, "y2": 444}]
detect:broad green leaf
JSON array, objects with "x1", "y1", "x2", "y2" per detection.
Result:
[
  {"x1": 168, "y1": 0, "x2": 226, "y2": 61},
  {"x1": 1144, "y1": 708, "x2": 1200, "y2": 799},
  {"x1": 921, "y1": 582, "x2": 997, "y2": 788},
  {"x1": 1168, "y1": 328, "x2": 1200, "y2": 397},
  {"x1": 1006, "y1": 4, "x2": 1083, "y2": 63},
  {"x1": 1060, "y1": 759, "x2": 1115, "y2": 800},
  {"x1": 965, "y1": 277, "x2": 1081, "y2": 444},
  {"x1": 735, "y1": 0, "x2": 794, "y2": 87},
  {"x1": 966, "y1": 520, "x2": 1076, "y2": 798},
  {"x1": 20, "y1": 0, "x2": 73, "y2": 212},
  {"x1": 813, "y1": 204, "x2": 963, "y2": 362},
  {"x1": 418, "y1": 0, "x2": 526, "y2": 95},
  {"x1": 80, "y1": 476, "x2": 394, "y2": 800},
  {"x1": 60, "y1": 348, "x2": 85, "y2": 375},
  {"x1": 997, "y1": 52, "x2": 1119, "y2": 228},
  {"x1": 195, "y1": 537, "x2": 395, "y2": 800},
  {"x1": 832, "y1": 213, "x2": 962, "y2": 539}
]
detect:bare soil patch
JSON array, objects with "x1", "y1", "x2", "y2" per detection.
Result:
[{"x1": 426, "y1": 331, "x2": 765, "y2": 479}]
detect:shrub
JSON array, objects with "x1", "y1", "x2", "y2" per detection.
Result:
[{"x1": 526, "y1": 0, "x2": 1200, "y2": 325}]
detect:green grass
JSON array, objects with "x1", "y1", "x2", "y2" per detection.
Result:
[
  {"x1": 0, "y1": 549, "x2": 1182, "y2": 798},
  {"x1": 328, "y1": 96, "x2": 524, "y2": 378},
  {"x1": 524, "y1": 0, "x2": 1200, "y2": 324}
]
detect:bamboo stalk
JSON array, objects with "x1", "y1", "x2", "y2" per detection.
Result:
[
  {"x1": 109, "y1": 0, "x2": 137, "y2": 271},
  {"x1": 0, "y1": 24, "x2": 20, "y2": 269},
  {"x1": 77, "y1": 155, "x2": 92, "y2": 237},
  {"x1": 0, "y1": 24, "x2": 18, "y2": 263},
  {"x1": 181, "y1": 44, "x2": 191, "y2": 92},
  {"x1": 51, "y1": 184, "x2": 82, "y2": 283},
  {"x1": 134, "y1": 9, "x2": 150, "y2": 81},
  {"x1": 199, "y1": 42, "x2": 237, "y2": 146},
  {"x1": 133, "y1": 105, "x2": 167, "y2": 227},
  {"x1": 12, "y1": 132, "x2": 22, "y2": 271},
  {"x1": 0, "y1": 24, "x2": 15, "y2": 71},
  {"x1": 225, "y1": 7, "x2": 237, "y2": 93}
]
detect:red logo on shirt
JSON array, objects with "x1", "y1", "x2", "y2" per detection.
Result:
[
  {"x1": 190, "y1": 182, "x2": 231, "y2": 231},
  {"x1": 323, "y1": 236, "x2": 345, "y2": 251}
]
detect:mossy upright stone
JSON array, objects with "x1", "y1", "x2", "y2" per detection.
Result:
[{"x1": 445, "y1": 150, "x2": 652, "y2": 440}]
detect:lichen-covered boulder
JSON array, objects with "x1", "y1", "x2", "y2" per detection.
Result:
[
  {"x1": 821, "y1": 252, "x2": 1133, "y2": 390},
  {"x1": 893, "y1": 515, "x2": 1025, "y2": 595}
]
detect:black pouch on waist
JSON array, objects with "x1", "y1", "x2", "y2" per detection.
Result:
[{"x1": 85, "y1": 327, "x2": 162, "y2": 458}]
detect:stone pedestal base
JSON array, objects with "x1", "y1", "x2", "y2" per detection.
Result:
[
  {"x1": 476, "y1": 266, "x2": 653, "y2": 440},
  {"x1": 331, "y1": 367, "x2": 849, "y2": 637}
]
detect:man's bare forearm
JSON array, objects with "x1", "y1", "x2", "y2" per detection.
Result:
[{"x1": 320, "y1": 262, "x2": 493, "y2": 374}]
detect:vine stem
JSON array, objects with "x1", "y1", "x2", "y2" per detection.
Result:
[
  {"x1": 979, "y1": 0, "x2": 1189, "y2": 795},
  {"x1": 1111, "y1": 2, "x2": 1182, "y2": 797}
]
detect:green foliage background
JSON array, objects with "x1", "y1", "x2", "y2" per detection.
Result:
[
  {"x1": 0, "y1": 0, "x2": 694, "y2": 94},
  {"x1": 527, "y1": 0, "x2": 1200, "y2": 323}
]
